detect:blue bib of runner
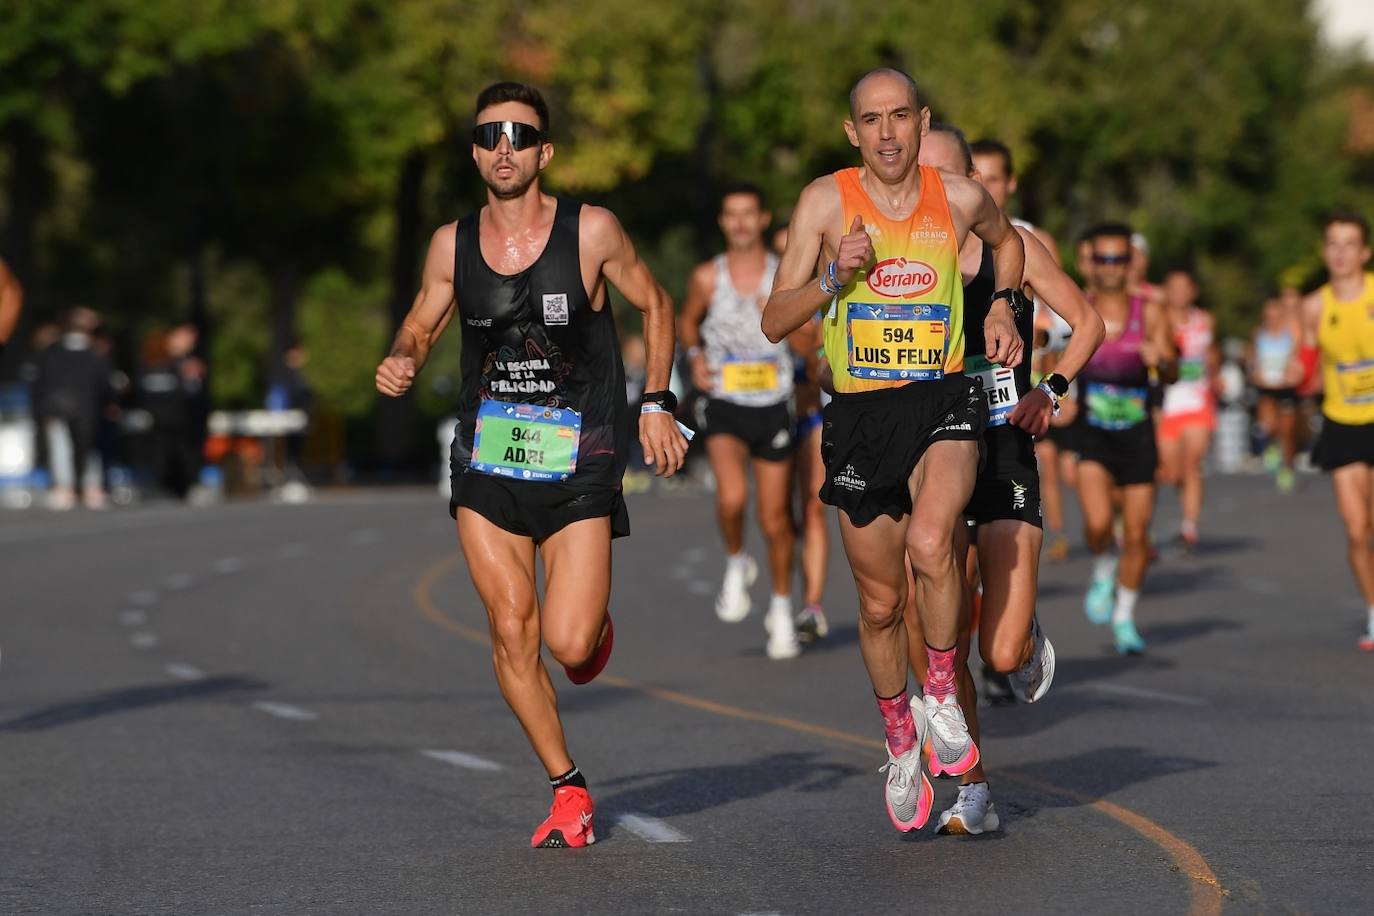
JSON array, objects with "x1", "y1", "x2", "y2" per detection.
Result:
[
  {"x1": 1084, "y1": 382, "x2": 1148, "y2": 431},
  {"x1": 471, "y1": 400, "x2": 581, "y2": 482}
]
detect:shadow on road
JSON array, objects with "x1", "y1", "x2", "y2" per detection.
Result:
[
  {"x1": 0, "y1": 676, "x2": 266, "y2": 732},
  {"x1": 594, "y1": 751, "x2": 861, "y2": 839},
  {"x1": 996, "y1": 745, "x2": 1216, "y2": 822}
]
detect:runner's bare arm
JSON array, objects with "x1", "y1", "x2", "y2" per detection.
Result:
[
  {"x1": 1030, "y1": 225, "x2": 1062, "y2": 267},
  {"x1": 1020, "y1": 229, "x2": 1104, "y2": 384},
  {"x1": 762, "y1": 178, "x2": 844, "y2": 343},
  {"x1": 376, "y1": 224, "x2": 458, "y2": 396},
  {"x1": 583, "y1": 205, "x2": 688, "y2": 477},
  {"x1": 948, "y1": 174, "x2": 1026, "y2": 368},
  {"x1": 677, "y1": 262, "x2": 716, "y2": 393},
  {"x1": 0, "y1": 258, "x2": 22, "y2": 348},
  {"x1": 1142, "y1": 299, "x2": 1179, "y2": 383},
  {"x1": 1007, "y1": 229, "x2": 1104, "y2": 437}
]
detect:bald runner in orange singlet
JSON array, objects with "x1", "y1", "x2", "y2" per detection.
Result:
[{"x1": 763, "y1": 68, "x2": 1026, "y2": 834}]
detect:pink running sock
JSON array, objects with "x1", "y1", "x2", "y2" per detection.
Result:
[
  {"x1": 925, "y1": 644, "x2": 957, "y2": 700},
  {"x1": 875, "y1": 689, "x2": 916, "y2": 755}
]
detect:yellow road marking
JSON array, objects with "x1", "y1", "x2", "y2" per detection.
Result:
[{"x1": 414, "y1": 552, "x2": 1225, "y2": 915}]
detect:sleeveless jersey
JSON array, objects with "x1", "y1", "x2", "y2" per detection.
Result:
[
  {"x1": 451, "y1": 198, "x2": 631, "y2": 484},
  {"x1": 700, "y1": 253, "x2": 792, "y2": 407},
  {"x1": 964, "y1": 242, "x2": 1034, "y2": 428},
  {"x1": 1319, "y1": 273, "x2": 1374, "y2": 425},
  {"x1": 822, "y1": 166, "x2": 964, "y2": 394},
  {"x1": 1254, "y1": 326, "x2": 1295, "y2": 389},
  {"x1": 1161, "y1": 308, "x2": 1213, "y2": 417},
  {"x1": 1080, "y1": 295, "x2": 1151, "y2": 430}
]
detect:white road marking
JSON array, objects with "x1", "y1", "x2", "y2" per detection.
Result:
[
  {"x1": 617, "y1": 813, "x2": 689, "y2": 843},
  {"x1": 277, "y1": 543, "x2": 307, "y2": 559},
  {"x1": 118, "y1": 609, "x2": 148, "y2": 626},
  {"x1": 129, "y1": 632, "x2": 160, "y2": 649},
  {"x1": 1085, "y1": 682, "x2": 1207, "y2": 707},
  {"x1": 166, "y1": 663, "x2": 206, "y2": 680},
  {"x1": 350, "y1": 529, "x2": 382, "y2": 545},
  {"x1": 127, "y1": 590, "x2": 159, "y2": 606},
  {"x1": 212, "y1": 557, "x2": 244, "y2": 574},
  {"x1": 251, "y1": 701, "x2": 318, "y2": 721},
  {"x1": 420, "y1": 749, "x2": 504, "y2": 772},
  {"x1": 163, "y1": 573, "x2": 194, "y2": 591}
]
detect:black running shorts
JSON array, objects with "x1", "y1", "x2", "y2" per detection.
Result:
[
  {"x1": 1073, "y1": 418, "x2": 1158, "y2": 486},
  {"x1": 820, "y1": 374, "x2": 987, "y2": 526},
  {"x1": 1044, "y1": 420, "x2": 1082, "y2": 455},
  {"x1": 703, "y1": 398, "x2": 794, "y2": 462},
  {"x1": 966, "y1": 424, "x2": 1042, "y2": 528},
  {"x1": 450, "y1": 471, "x2": 630, "y2": 541},
  {"x1": 1256, "y1": 386, "x2": 1300, "y2": 409},
  {"x1": 1312, "y1": 417, "x2": 1374, "y2": 472}
]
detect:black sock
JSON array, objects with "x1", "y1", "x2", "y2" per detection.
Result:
[{"x1": 550, "y1": 765, "x2": 587, "y2": 790}]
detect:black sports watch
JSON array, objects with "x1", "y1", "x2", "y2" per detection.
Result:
[
  {"x1": 640, "y1": 389, "x2": 678, "y2": 413},
  {"x1": 991, "y1": 287, "x2": 1032, "y2": 319},
  {"x1": 1043, "y1": 372, "x2": 1070, "y2": 399}
]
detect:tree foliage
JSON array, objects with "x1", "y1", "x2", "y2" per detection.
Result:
[{"x1": 2, "y1": 0, "x2": 1372, "y2": 454}]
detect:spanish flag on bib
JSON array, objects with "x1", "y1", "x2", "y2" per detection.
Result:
[{"x1": 822, "y1": 165, "x2": 965, "y2": 395}]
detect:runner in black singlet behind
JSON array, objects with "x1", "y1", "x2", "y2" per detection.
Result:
[{"x1": 376, "y1": 82, "x2": 687, "y2": 849}]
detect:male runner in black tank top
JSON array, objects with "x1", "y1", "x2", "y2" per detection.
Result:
[{"x1": 376, "y1": 82, "x2": 687, "y2": 850}]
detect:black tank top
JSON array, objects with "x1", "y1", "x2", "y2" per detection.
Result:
[
  {"x1": 451, "y1": 198, "x2": 630, "y2": 486},
  {"x1": 963, "y1": 242, "x2": 1033, "y2": 396}
]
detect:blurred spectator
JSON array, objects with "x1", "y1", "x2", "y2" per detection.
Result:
[
  {"x1": 139, "y1": 324, "x2": 206, "y2": 499},
  {"x1": 32, "y1": 307, "x2": 114, "y2": 509},
  {"x1": 267, "y1": 340, "x2": 314, "y2": 490},
  {"x1": 0, "y1": 256, "x2": 22, "y2": 358}
]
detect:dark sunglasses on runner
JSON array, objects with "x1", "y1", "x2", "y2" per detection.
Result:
[
  {"x1": 1093, "y1": 253, "x2": 1131, "y2": 265},
  {"x1": 473, "y1": 121, "x2": 544, "y2": 151}
]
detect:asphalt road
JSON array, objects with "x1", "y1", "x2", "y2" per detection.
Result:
[{"x1": 2, "y1": 473, "x2": 1372, "y2": 914}]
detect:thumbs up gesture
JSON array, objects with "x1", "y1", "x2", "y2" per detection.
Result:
[{"x1": 835, "y1": 214, "x2": 874, "y2": 287}]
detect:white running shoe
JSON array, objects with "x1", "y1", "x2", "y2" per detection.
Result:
[
  {"x1": 878, "y1": 702, "x2": 933, "y2": 832},
  {"x1": 923, "y1": 693, "x2": 980, "y2": 778},
  {"x1": 714, "y1": 553, "x2": 757, "y2": 623},
  {"x1": 764, "y1": 595, "x2": 801, "y2": 660},
  {"x1": 937, "y1": 782, "x2": 1000, "y2": 835},
  {"x1": 1008, "y1": 617, "x2": 1056, "y2": 704}
]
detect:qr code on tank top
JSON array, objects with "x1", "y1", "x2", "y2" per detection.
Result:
[{"x1": 543, "y1": 293, "x2": 569, "y2": 326}]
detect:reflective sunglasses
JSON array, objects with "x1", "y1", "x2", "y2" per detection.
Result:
[
  {"x1": 1092, "y1": 253, "x2": 1131, "y2": 265},
  {"x1": 473, "y1": 121, "x2": 544, "y2": 151}
]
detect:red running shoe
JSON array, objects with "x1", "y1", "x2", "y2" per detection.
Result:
[
  {"x1": 564, "y1": 614, "x2": 613, "y2": 685},
  {"x1": 530, "y1": 785, "x2": 596, "y2": 848}
]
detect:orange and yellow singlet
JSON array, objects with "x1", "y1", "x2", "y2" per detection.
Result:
[{"x1": 822, "y1": 165, "x2": 965, "y2": 394}]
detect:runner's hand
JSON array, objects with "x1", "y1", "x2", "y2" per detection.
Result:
[
  {"x1": 1009, "y1": 388, "x2": 1054, "y2": 439},
  {"x1": 640, "y1": 410, "x2": 688, "y2": 477},
  {"x1": 983, "y1": 306, "x2": 1024, "y2": 368},
  {"x1": 834, "y1": 215, "x2": 873, "y2": 287},
  {"x1": 376, "y1": 355, "x2": 416, "y2": 396},
  {"x1": 690, "y1": 351, "x2": 713, "y2": 394}
]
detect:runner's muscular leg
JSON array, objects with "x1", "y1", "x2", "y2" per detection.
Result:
[
  {"x1": 1180, "y1": 424, "x2": 1210, "y2": 525},
  {"x1": 457, "y1": 509, "x2": 570, "y2": 777},
  {"x1": 753, "y1": 454, "x2": 796, "y2": 596},
  {"x1": 798, "y1": 427, "x2": 829, "y2": 605},
  {"x1": 707, "y1": 434, "x2": 751, "y2": 555},
  {"x1": 540, "y1": 515, "x2": 614, "y2": 669},
  {"x1": 1117, "y1": 482, "x2": 1156, "y2": 590},
  {"x1": 976, "y1": 519, "x2": 1043, "y2": 673},
  {"x1": 907, "y1": 439, "x2": 979, "y2": 650},
  {"x1": 1332, "y1": 464, "x2": 1374, "y2": 605},
  {"x1": 839, "y1": 512, "x2": 911, "y2": 698},
  {"x1": 1076, "y1": 461, "x2": 1117, "y2": 554},
  {"x1": 1037, "y1": 438, "x2": 1064, "y2": 533}
]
